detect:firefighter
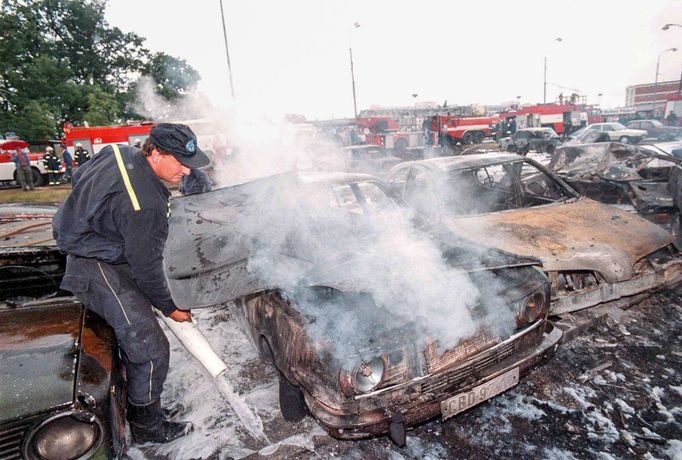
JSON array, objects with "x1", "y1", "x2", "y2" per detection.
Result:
[
  {"x1": 73, "y1": 142, "x2": 91, "y2": 167},
  {"x1": 42, "y1": 146, "x2": 61, "y2": 185},
  {"x1": 53, "y1": 123, "x2": 210, "y2": 445}
]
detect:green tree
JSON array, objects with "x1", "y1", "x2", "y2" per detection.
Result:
[
  {"x1": 144, "y1": 52, "x2": 201, "y2": 101},
  {"x1": 14, "y1": 101, "x2": 58, "y2": 140},
  {"x1": 83, "y1": 85, "x2": 119, "y2": 126},
  {"x1": 0, "y1": 0, "x2": 200, "y2": 139}
]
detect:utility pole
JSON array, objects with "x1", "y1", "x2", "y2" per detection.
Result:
[
  {"x1": 350, "y1": 47, "x2": 358, "y2": 119},
  {"x1": 219, "y1": 0, "x2": 236, "y2": 100},
  {"x1": 543, "y1": 38, "x2": 562, "y2": 104}
]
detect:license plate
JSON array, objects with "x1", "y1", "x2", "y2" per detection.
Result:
[{"x1": 441, "y1": 367, "x2": 519, "y2": 420}]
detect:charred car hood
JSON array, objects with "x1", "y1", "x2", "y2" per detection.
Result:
[
  {"x1": 440, "y1": 198, "x2": 674, "y2": 283},
  {"x1": 0, "y1": 303, "x2": 82, "y2": 423},
  {"x1": 164, "y1": 175, "x2": 538, "y2": 309}
]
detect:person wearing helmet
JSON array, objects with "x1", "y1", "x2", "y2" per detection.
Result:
[
  {"x1": 42, "y1": 146, "x2": 61, "y2": 185},
  {"x1": 74, "y1": 142, "x2": 91, "y2": 167}
]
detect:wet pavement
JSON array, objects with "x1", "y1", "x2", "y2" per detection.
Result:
[{"x1": 128, "y1": 291, "x2": 682, "y2": 460}]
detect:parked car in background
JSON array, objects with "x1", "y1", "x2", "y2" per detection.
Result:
[
  {"x1": 626, "y1": 119, "x2": 680, "y2": 141},
  {"x1": 164, "y1": 172, "x2": 561, "y2": 446},
  {"x1": 582, "y1": 122, "x2": 647, "y2": 144},
  {"x1": 498, "y1": 128, "x2": 562, "y2": 154},
  {"x1": 386, "y1": 153, "x2": 682, "y2": 316},
  {"x1": 0, "y1": 247, "x2": 126, "y2": 459},
  {"x1": 566, "y1": 127, "x2": 611, "y2": 144}
]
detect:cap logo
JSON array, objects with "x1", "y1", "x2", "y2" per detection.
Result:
[{"x1": 185, "y1": 139, "x2": 195, "y2": 153}]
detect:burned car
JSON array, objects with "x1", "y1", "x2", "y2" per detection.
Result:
[
  {"x1": 498, "y1": 128, "x2": 562, "y2": 155},
  {"x1": 164, "y1": 172, "x2": 561, "y2": 445},
  {"x1": 548, "y1": 142, "x2": 680, "y2": 229},
  {"x1": 0, "y1": 247, "x2": 126, "y2": 459},
  {"x1": 386, "y1": 153, "x2": 682, "y2": 316}
]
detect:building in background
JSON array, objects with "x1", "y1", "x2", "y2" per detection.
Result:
[{"x1": 626, "y1": 79, "x2": 682, "y2": 115}]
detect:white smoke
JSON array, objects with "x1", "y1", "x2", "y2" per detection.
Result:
[{"x1": 138, "y1": 88, "x2": 520, "y2": 363}]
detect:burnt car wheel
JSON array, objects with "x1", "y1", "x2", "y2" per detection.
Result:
[{"x1": 278, "y1": 371, "x2": 307, "y2": 422}]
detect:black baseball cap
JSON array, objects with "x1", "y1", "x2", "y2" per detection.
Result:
[{"x1": 149, "y1": 123, "x2": 210, "y2": 168}]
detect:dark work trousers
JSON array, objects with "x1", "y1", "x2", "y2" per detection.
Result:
[{"x1": 60, "y1": 255, "x2": 170, "y2": 405}]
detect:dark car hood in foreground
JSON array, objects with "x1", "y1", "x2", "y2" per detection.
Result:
[
  {"x1": 164, "y1": 174, "x2": 538, "y2": 309},
  {"x1": 0, "y1": 303, "x2": 81, "y2": 423},
  {"x1": 441, "y1": 198, "x2": 673, "y2": 283}
]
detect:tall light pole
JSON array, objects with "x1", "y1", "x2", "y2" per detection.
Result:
[
  {"x1": 654, "y1": 47, "x2": 678, "y2": 114},
  {"x1": 219, "y1": 0, "x2": 236, "y2": 100},
  {"x1": 349, "y1": 22, "x2": 360, "y2": 119},
  {"x1": 543, "y1": 37, "x2": 563, "y2": 104},
  {"x1": 662, "y1": 24, "x2": 682, "y2": 94}
]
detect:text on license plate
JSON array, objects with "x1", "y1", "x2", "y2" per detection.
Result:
[{"x1": 441, "y1": 367, "x2": 520, "y2": 420}]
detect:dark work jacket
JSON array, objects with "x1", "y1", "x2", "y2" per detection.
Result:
[{"x1": 53, "y1": 144, "x2": 177, "y2": 315}]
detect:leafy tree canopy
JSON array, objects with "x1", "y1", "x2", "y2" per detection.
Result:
[{"x1": 0, "y1": 0, "x2": 200, "y2": 140}]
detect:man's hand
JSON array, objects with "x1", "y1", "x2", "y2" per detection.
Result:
[{"x1": 169, "y1": 308, "x2": 193, "y2": 323}]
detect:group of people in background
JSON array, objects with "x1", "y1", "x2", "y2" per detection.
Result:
[
  {"x1": 43, "y1": 143, "x2": 91, "y2": 186},
  {"x1": 11, "y1": 142, "x2": 92, "y2": 191}
]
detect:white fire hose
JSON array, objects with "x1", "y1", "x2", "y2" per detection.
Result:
[
  {"x1": 156, "y1": 311, "x2": 227, "y2": 378},
  {"x1": 155, "y1": 309, "x2": 269, "y2": 442}
]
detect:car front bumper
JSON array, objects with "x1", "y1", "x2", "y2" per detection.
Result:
[
  {"x1": 304, "y1": 321, "x2": 562, "y2": 440},
  {"x1": 550, "y1": 256, "x2": 682, "y2": 315}
]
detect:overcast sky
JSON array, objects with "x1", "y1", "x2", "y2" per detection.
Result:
[{"x1": 106, "y1": 0, "x2": 682, "y2": 120}]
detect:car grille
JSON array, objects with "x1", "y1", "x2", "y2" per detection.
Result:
[
  {"x1": 423, "y1": 331, "x2": 500, "y2": 374},
  {"x1": 420, "y1": 340, "x2": 516, "y2": 395},
  {"x1": 0, "y1": 419, "x2": 33, "y2": 460}
]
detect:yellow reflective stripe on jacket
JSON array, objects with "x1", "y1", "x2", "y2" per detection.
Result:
[{"x1": 112, "y1": 144, "x2": 141, "y2": 211}]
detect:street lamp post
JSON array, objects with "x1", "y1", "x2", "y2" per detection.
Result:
[
  {"x1": 543, "y1": 37, "x2": 563, "y2": 104},
  {"x1": 662, "y1": 24, "x2": 682, "y2": 94},
  {"x1": 349, "y1": 22, "x2": 361, "y2": 119},
  {"x1": 654, "y1": 47, "x2": 678, "y2": 114},
  {"x1": 219, "y1": 0, "x2": 236, "y2": 100}
]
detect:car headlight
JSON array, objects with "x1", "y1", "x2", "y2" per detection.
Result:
[
  {"x1": 516, "y1": 289, "x2": 547, "y2": 326},
  {"x1": 26, "y1": 414, "x2": 100, "y2": 460},
  {"x1": 348, "y1": 357, "x2": 385, "y2": 394}
]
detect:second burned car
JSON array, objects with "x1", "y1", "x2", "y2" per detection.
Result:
[
  {"x1": 163, "y1": 172, "x2": 561, "y2": 445},
  {"x1": 386, "y1": 153, "x2": 682, "y2": 315}
]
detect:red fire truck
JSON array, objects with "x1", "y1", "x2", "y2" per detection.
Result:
[
  {"x1": 424, "y1": 115, "x2": 501, "y2": 146},
  {"x1": 355, "y1": 116, "x2": 424, "y2": 152},
  {"x1": 499, "y1": 104, "x2": 603, "y2": 135},
  {"x1": 62, "y1": 121, "x2": 154, "y2": 155}
]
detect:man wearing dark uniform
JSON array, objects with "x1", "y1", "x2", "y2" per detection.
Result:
[
  {"x1": 73, "y1": 142, "x2": 91, "y2": 167},
  {"x1": 42, "y1": 146, "x2": 61, "y2": 185},
  {"x1": 53, "y1": 123, "x2": 210, "y2": 444}
]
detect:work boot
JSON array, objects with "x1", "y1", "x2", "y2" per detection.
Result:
[{"x1": 127, "y1": 400, "x2": 193, "y2": 444}]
